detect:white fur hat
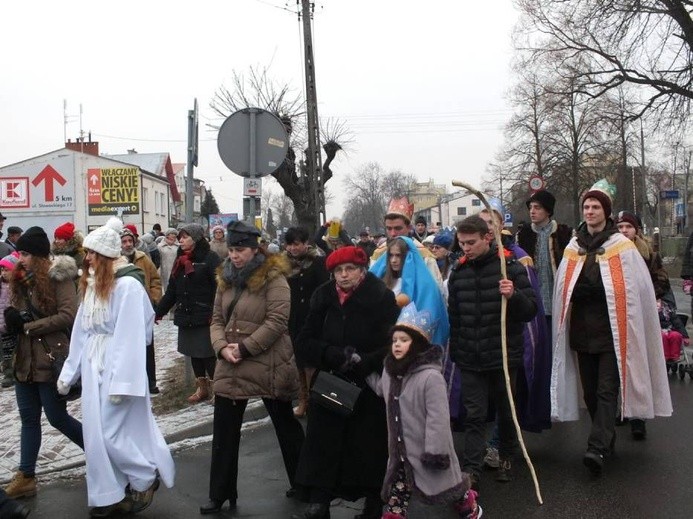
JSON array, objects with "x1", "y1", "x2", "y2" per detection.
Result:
[{"x1": 83, "y1": 217, "x2": 124, "y2": 258}]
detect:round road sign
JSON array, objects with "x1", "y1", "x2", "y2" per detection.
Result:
[
  {"x1": 529, "y1": 175, "x2": 545, "y2": 192},
  {"x1": 217, "y1": 108, "x2": 289, "y2": 178}
]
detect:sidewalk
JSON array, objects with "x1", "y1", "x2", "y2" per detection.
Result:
[{"x1": 0, "y1": 320, "x2": 265, "y2": 484}]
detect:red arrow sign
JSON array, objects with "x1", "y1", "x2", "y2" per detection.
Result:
[{"x1": 32, "y1": 165, "x2": 67, "y2": 202}]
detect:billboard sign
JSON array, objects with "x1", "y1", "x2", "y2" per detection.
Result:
[
  {"x1": 0, "y1": 156, "x2": 75, "y2": 212},
  {"x1": 87, "y1": 167, "x2": 140, "y2": 216}
]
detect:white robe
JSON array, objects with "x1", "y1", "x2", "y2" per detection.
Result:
[
  {"x1": 551, "y1": 233, "x2": 673, "y2": 422},
  {"x1": 59, "y1": 276, "x2": 175, "y2": 507}
]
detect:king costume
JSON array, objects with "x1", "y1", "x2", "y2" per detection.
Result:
[
  {"x1": 551, "y1": 230, "x2": 672, "y2": 423},
  {"x1": 59, "y1": 257, "x2": 175, "y2": 507}
]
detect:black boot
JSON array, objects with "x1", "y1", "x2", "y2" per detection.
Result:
[
  {"x1": 199, "y1": 498, "x2": 235, "y2": 515},
  {"x1": 630, "y1": 419, "x2": 647, "y2": 440},
  {"x1": 291, "y1": 502, "x2": 330, "y2": 519},
  {"x1": 0, "y1": 499, "x2": 31, "y2": 519},
  {"x1": 353, "y1": 496, "x2": 382, "y2": 519}
]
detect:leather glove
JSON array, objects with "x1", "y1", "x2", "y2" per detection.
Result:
[
  {"x1": 683, "y1": 279, "x2": 693, "y2": 295},
  {"x1": 340, "y1": 346, "x2": 362, "y2": 372},
  {"x1": 57, "y1": 380, "x2": 71, "y2": 396},
  {"x1": 109, "y1": 395, "x2": 125, "y2": 405},
  {"x1": 3, "y1": 307, "x2": 25, "y2": 334}
]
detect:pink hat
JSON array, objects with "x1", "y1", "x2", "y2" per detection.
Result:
[{"x1": 0, "y1": 252, "x2": 20, "y2": 270}]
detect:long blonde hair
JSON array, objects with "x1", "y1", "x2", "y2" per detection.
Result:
[{"x1": 79, "y1": 253, "x2": 116, "y2": 301}]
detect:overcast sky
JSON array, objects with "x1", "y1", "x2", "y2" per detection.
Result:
[{"x1": 0, "y1": 0, "x2": 518, "y2": 217}]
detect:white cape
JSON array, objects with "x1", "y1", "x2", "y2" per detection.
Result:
[
  {"x1": 551, "y1": 233, "x2": 672, "y2": 422},
  {"x1": 60, "y1": 276, "x2": 175, "y2": 506}
]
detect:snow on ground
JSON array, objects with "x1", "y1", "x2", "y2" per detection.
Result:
[{"x1": 0, "y1": 320, "x2": 231, "y2": 483}]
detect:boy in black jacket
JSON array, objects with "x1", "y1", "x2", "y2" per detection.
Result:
[{"x1": 447, "y1": 215, "x2": 537, "y2": 490}]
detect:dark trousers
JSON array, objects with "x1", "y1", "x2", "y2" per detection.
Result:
[
  {"x1": 460, "y1": 368, "x2": 518, "y2": 477},
  {"x1": 577, "y1": 351, "x2": 620, "y2": 455},
  {"x1": 209, "y1": 395, "x2": 305, "y2": 502},
  {"x1": 191, "y1": 356, "x2": 216, "y2": 379},
  {"x1": 15, "y1": 381, "x2": 84, "y2": 475},
  {"x1": 146, "y1": 339, "x2": 156, "y2": 389}
]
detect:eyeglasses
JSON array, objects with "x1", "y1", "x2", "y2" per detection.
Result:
[{"x1": 333, "y1": 264, "x2": 360, "y2": 275}]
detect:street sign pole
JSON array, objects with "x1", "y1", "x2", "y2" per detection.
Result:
[{"x1": 248, "y1": 109, "x2": 257, "y2": 224}]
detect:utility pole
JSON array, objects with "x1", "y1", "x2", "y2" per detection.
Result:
[{"x1": 300, "y1": 0, "x2": 325, "y2": 228}]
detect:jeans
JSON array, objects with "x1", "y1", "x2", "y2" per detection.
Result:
[
  {"x1": 15, "y1": 381, "x2": 84, "y2": 475},
  {"x1": 460, "y1": 368, "x2": 518, "y2": 477}
]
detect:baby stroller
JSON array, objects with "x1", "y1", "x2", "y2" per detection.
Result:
[{"x1": 673, "y1": 314, "x2": 693, "y2": 380}]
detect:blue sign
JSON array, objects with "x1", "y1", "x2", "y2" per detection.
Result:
[
  {"x1": 504, "y1": 212, "x2": 513, "y2": 227},
  {"x1": 660, "y1": 190, "x2": 680, "y2": 200}
]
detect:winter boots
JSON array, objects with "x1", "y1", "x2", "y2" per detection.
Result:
[
  {"x1": 4, "y1": 470, "x2": 37, "y2": 499},
  {"x1": 293, "y1": 368, "x2": 314, "y2": 417},
  {"x1": 188, "y1": 377, "x2": 211, "y2": 404}
]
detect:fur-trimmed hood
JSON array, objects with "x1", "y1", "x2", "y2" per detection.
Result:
[
  {"x1": 384, "y1": 345, "x2": 442, "y2": 377},
  {"x1": 49, "y1": 254, "x2": 78, "y2": 283},
  {"x1": 216, "y1": 252, "x2": 291, "y2": 293}
]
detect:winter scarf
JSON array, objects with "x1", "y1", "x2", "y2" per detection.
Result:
[
  {"x1": 220, "y1": 253, "x2": 265, "y2": 289},
  {"x1": 171, "y1": 249, "x2": 195, "y2": 277}
]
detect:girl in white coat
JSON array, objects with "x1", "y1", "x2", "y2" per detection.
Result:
[{"x1": 58, "y1": 218, "x2": 175, "y2": 518}]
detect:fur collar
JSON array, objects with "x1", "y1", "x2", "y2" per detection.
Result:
[
  {"x1": 217, "y1": 253, "x2": 291, "y2": 293},
  {"x1": 285, "y1": 245, "x2": 322, "y2": 276},
  {"x1": 49, "y1": 254, "x2": 78, "y2": 282},
  {"x1": 384, "y1": 345, "x2": 442, "y2": 377}
]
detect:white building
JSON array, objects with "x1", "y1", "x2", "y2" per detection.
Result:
[{"x1": 0, "y1": 142, "x2": 171, "y2": 237}]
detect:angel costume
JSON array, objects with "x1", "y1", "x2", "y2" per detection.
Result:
[{"x1": 59, "y1": 259, "x2": 175, "y2": 507}]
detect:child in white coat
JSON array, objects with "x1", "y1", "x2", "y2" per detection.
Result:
[{"x1": 379, "y1": 303, "x2": 481, "y2": 519}]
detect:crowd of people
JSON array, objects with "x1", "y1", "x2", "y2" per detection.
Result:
[{"x1": 0, "y1": 177, "x2": 681, "y2": 518}]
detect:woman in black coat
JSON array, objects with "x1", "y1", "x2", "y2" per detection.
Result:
[
  {"x1": 156, "y1": 223, "x2": 221, "y2": 403},
  {"x1": 292, "y1": 246, "x2": 400, "y2": 519}
]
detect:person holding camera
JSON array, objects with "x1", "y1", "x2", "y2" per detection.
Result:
[{"x1": 2, "y1": 227, "x2": 83, "y2": 499}]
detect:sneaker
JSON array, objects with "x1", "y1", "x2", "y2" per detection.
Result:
[
  {"x1": 4, "y1": 471, "x2": 37, "y2": 499},
  {"x1": 583, "y1": 450, "x2": 604, "y2": 476},
  {"x1": 630, "y1": 419, "x2": 647, "y2": 441},
  {"x1": 129, "y1": 476, "x2": 160, "y2": 513},
  {"x1": 496, "y1": 459, "x2": 513, "y2": 482},
  {"x1": 483, "y1": 446, "x2": 499, "y2": 469},
  {"x1": 454, "y1": 489, "x2": 483, "y2": 519}
]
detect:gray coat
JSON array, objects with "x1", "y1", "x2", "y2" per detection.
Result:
[{"x1": 379, "y1": 347, "x2": 469, "y2": 504}]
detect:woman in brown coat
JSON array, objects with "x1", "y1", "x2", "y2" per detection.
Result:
[
  {"x1": 199, "y1": 221, "x2": 304, "y2": 515},
  {"x1": 2, "y1": 227, "x2": 83, "y2": 499}
]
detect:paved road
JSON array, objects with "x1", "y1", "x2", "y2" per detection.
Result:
[
  {"x1": 13, "y1": 372, "x2": 693, "y2": 519},
  {"x1": 9, "y1": 283, "x2": 693, "y2": 518}
]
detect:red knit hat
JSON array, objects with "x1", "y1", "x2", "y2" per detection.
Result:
[
  {"x1": 54, "y1": 222, "x2": 75, "y2": 241},
  {"x1": 124, "y1": 224, "x2": 139, "y2": 237},
  {"x1": 325, "y1": 246, "x2": 368, "y2": 271}
]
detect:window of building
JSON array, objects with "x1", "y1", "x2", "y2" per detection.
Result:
[
  {"x1": 457, "y1": 207, "x2": 467, "y2": 216},
  {"x1": 142, "y1": 187, "x2": 149, "y2": 211},
  {"x1": 471, "y1": 199, "x2": 481, "y2": 206}
]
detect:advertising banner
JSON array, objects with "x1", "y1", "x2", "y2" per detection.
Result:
[{"x1": 87, "y1": 167, "x2": 140, "y2": 215}]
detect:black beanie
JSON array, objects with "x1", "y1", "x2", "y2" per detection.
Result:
[
  {"x1": 15, "y1": 226, "x2": 51, "y2": 258},
  {"x1": 226, "y1": 221, "x2": 261, "y2": 248},
  {"x1": 526, "y1": 190, "x2": 556, "y2": 216}
]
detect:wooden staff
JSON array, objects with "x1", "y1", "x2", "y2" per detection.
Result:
[{"x1": 452, "y1": 180, "x2": 544, "y2": 505}]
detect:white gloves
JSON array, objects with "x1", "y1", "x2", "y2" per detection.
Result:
[
  {"x1": 109, "y1": 395, "x2": 125, "y2": 405},
  {"x1": 57, "y1": 380, "x2": 71, "y2": 396}
]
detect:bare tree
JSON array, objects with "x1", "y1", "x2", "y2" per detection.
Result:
[
  {"x1": 515, "y1": 0, "x2": 693, "y2": 124},
  {"x1": 341, "y1": 163, "x2": 416, "y2": 235},
  {"x1": 210, "y1": 65, "x2": 349, "y2": 236}
]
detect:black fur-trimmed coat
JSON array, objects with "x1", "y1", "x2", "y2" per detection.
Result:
[{"x1": 379, "y1": 347, "x2": 469, "y2": 504}]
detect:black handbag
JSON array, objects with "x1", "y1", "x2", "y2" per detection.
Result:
[
  {"x1": 42, "y1": 341, "x2": 81, "y2": 402},
  {"x1": 310, "y1": 371, "x2": 362, "y2": 417}
]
